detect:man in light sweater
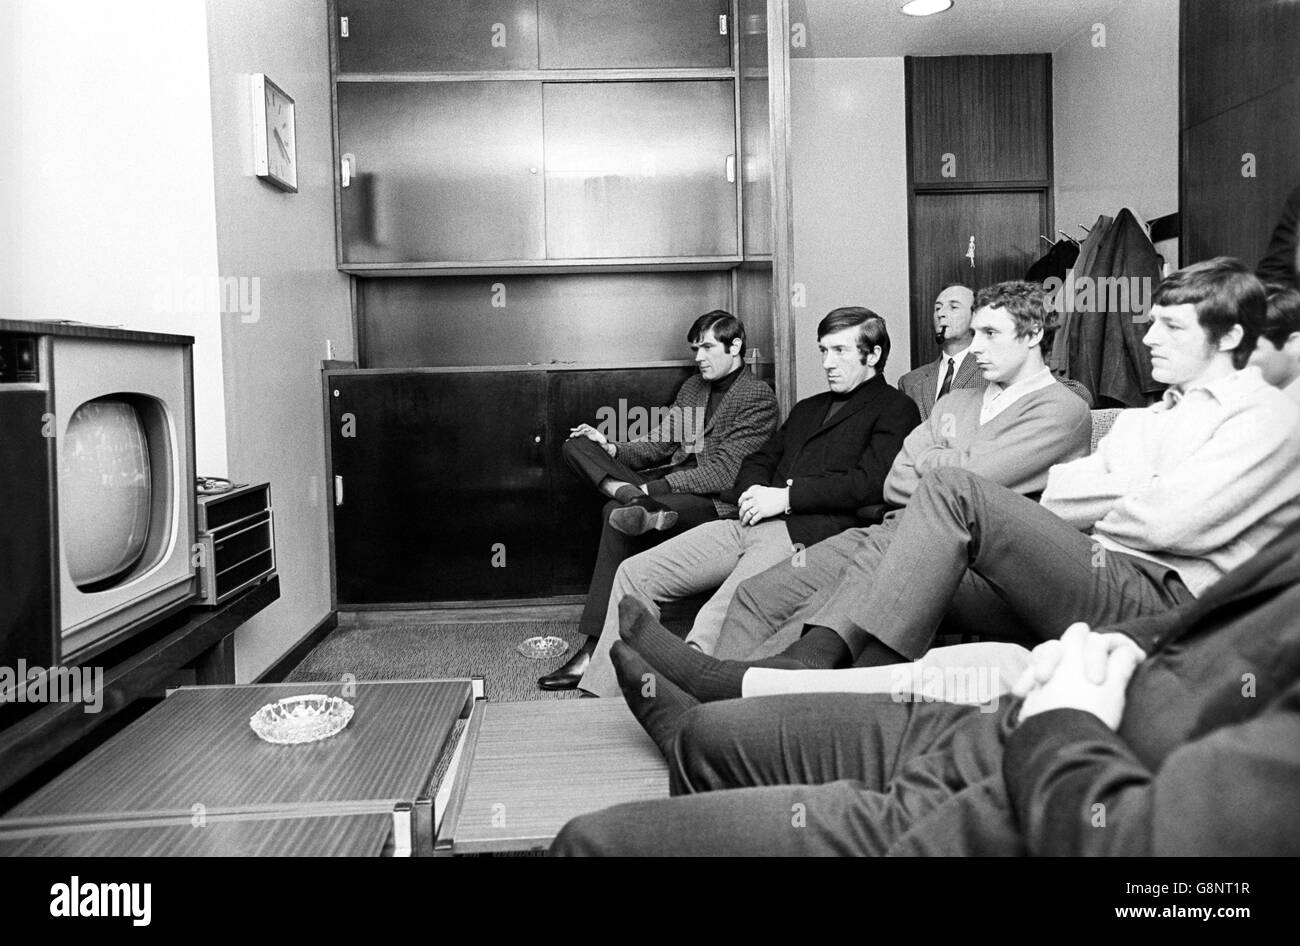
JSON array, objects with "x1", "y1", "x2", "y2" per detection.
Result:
[
  {"x1": 607, "y1": 257, "x2": 1300, "y2": 704},
  {"x1": 703, "y1": 279, "x2": 1093, "y2": 661}
]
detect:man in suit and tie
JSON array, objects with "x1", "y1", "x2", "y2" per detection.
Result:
[
  {"x1": 552, "y1": 514, "x2": 1300, "y2": 856},
  {"x1": 575, "y1": 307, "x2": 921, "y2": 697},
  {"x1": 898, "y1": 284, "x2": 983, "y2": 420},
  {"x1": 539, "y1": 310, "x2": 779, "y2": 690}
]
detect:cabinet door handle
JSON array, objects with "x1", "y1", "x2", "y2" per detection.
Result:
[
  {"x1": 718, "y1": 13, "x2": 728, "y2": 35},
  {"x1": 726, "y1": 154, "x2": 736, "y2": 183},
  {"x1": 334, "y1": 475, "x2": 344, "y2": 507},
  {"x1": 533, "y1": 435, "x2": 542, "y2": 444},
  {"x1": 340, "y1": 16, "x2": 349, "y2": 38},
  {"x1": 341, "y1": 154, "x2": 354, "y2": 188}
]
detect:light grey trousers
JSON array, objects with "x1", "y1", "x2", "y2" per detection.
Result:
[{"x1": 577, "y1": 518, "x2": 796, "y2": 697}]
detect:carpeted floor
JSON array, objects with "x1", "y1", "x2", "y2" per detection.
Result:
[
  {"x1": 285, "y1": 621, "x2": 590, "y2": 701},
  {"x1": 286, "y1": 614, "x2": 697, "y2": 700}
]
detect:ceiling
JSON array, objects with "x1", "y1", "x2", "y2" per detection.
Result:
[{"x1": 789, "y1": 0, "x2": 1126, "y2": 58}]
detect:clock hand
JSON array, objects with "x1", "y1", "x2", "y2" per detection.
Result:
[{"x1": 272, "y1": 128, "x2": 290, "y2": 161}]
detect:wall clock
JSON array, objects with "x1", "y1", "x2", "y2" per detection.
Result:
[{"x1": 251, "y1": 73, "x2": 297, "y2": 192}]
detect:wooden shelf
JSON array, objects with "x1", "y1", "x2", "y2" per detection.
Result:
[
  {"x1": 336, "y1": 68, "x2": 737, "y2": 83},
  {"x1": 339, "y1": 256, "x2": 747, "y2": 277}
]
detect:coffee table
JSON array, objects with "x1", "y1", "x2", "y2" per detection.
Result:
[
  {"x1": 1, "y1": 679, "x2": 478, "y2": 856},
  {"x1": 0, "y1": 811, "x2": 396, "y2": 857},
  {"x1": 435, "y1": 698, "x2": 669, "y2": 854}
]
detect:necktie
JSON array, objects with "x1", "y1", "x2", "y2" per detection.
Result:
[{"x1": 938, "y1": 358, "x2": 956, "y2": 402}]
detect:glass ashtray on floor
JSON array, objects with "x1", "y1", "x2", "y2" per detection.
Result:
[{"x1": 517, "y1": 635, "x2": 569, "y2": 660}]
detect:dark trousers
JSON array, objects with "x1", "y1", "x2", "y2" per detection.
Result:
[
  {"x1": 805, "y1": 466, "x2": 1195, "y2": 660},
  {"x1": 550, "y1": 692, "x2": 1021, "y2": 856},
  {"x1": 561, "y1": 436, "x2": 651, "y2": 492},
  {"x1": 562, "y1": 438, "x2": 718, "y2": 639}
]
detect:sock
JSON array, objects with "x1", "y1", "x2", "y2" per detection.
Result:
[
  {"x1": 618, "y1": 596, "x2": 749, "y2": 702},
  {"x1": 777, "y1": 626, "x2": 852, "y2": 669},
  {"x1": 613, "y1": 484, "x2": 642, "y2": 504},
  {"x1": 612, "y1": 642, "x2": 700, "y2": 756}
]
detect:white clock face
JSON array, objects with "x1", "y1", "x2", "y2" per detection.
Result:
[{"x1": 265, "y1": 86, "x2": 295, "y2": 184}]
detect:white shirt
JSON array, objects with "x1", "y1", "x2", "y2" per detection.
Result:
[
  {"x1": 934, "y1": 345, "x2": 973, "y2": 404},
  {"x1": 1042, "y1": 366, "x2": 1300, "y2": 596},
  {"x1": 979, "y1": 366, "x2": 1056, "y2": 425},
  {"x1": 1286, "y1": 375, "x2": 1300, "y2": 405}
]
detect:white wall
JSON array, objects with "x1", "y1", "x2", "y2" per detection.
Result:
[
  {"x1": 205, "y1": 0, "x2": 355, "y2": 681},
  {"x1": 0, "y1": 0, "x2": 228, "y2": 476},
  {"x1": 1052, "y1": 0, "x2": 1180, "y2": 237},
  {"x1": 789, "y1": 58, "x2": 912, "y2": 399}
]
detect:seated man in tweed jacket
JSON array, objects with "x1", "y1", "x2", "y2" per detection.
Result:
[{"x1": 539, "y1": 311, "x2": 778, "y2": 690}]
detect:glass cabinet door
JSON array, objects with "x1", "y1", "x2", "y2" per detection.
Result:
[
  {"x1": 537, "y1": 0, "x2": 732, "y2": 69},
  {"x1": 335, "y1": 0, "x2": 539, "y2": 73},
  {"x1": 543, "y1": 81, "x2": 739, "y2": 259},
  {"x1": 338, "y1": 81, "x2": 546, "y2": 263}
]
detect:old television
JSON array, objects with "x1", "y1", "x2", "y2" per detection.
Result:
[{"x1": 0, "y1": 319, "x2": 197, "y2": 698}]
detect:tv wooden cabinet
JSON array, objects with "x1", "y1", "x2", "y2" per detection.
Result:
[{"x1": 0, "y1": 576, "x2": 279, "y2": 802}]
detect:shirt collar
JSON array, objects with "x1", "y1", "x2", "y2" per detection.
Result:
[
  {"x1": 985, "y1": 365, "x2": 1054, "y2": 402},
  {"x1": 1160, "y1": 366, "x2": 1267, "y2": 410},
  {"x1": 941, "y1": 344, "x2": 972, "y2": 371}
]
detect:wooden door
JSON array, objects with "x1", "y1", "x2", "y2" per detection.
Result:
[
  {"x1": 909, "y1": 190, "x2": 1049, "y2": 368},
  {"x1": 329, "y1": 371, "x2": 550, "y2": 604}
]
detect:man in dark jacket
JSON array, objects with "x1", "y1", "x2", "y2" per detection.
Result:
[
  {"x1": 551, "y1": 516, "x2": 1300, "y2": 856},
  {"x1": 539, "y1": 310, "x2": 779, "y2": 690},
  {"x1": 576, "y1": 307, "x2": 920, "y2": 697}
]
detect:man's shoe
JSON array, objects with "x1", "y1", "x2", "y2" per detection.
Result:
[
  {"x1": 538, "y1": 638, "x2": 597, "y2": 691},
  {"x1": 608, "y1": 496, "x2": 679, "y2": 536}
]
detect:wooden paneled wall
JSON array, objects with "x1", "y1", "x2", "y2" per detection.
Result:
[{"x1": 1181, "y1": 0, "x2": 1300, "y2": 266}]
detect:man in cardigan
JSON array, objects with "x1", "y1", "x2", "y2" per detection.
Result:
[
  {"x1": 552, "y1": 516, "x2": 1300, "y2": 856},
  {"x1": 602, "y1": 258, "x2": 1300, "y2": 704},
  {"x1": 539, "y1": 310, "x2": 778, "y2": 690},
  {"x1": 898, "y1": 284, "x2": 983, "y2": 420},
  {"x1": 700, "y1": 280, "x2": 1092, "y2": 662},
  {"x1": 576, "y1": 308, "x2": 921, "y2": 697}
]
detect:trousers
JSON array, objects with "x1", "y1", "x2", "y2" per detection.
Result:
[
  {"x1": 719, "y1": 467, "x2": 1193, "y2": 662},
  {"x1": 578, "y1": 519, "x2": 795, "y2": 697}
]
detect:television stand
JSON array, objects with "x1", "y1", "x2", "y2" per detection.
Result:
[{"x1": 0, "y1": 576, "x2": 279, "y2": 803}]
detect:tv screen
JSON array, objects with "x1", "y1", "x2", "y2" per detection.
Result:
[{"x1": 58, "y1": 397, "x2": 152, "y2": 589}]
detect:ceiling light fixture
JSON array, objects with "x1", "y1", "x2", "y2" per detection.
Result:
[{"x1": 901, "y1": 0, "x2": 954, "y2": 15}]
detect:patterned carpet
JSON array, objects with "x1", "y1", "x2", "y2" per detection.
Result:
[{"x1": 285, "y1": 620, "x2": 588, "y2": 701}]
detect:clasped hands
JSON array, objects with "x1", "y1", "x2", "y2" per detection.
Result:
[
  {"x1": 737, "y1": 485, "x2": 789, "y2": 526},
  {"x1": 1013, "y1": 623, "x2": 1147, "y2": 731}
]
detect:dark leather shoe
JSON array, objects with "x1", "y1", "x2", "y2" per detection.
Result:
[
  {"x1": 538, "y1": 638, "x2": 596, "y2": 691},
  {"x1": 608, "y1": 496, "x2": 679, "y2": 536}
]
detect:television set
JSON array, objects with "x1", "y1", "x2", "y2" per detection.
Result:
[{"x1": 0, "y1": 319, "x2": 197, "y2": 699}]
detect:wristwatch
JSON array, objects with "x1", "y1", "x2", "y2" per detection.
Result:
[{"x1": 784, "y1": 479, "x2": 794, "y2": 516}]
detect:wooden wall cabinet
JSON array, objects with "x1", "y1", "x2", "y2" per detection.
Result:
[
  {"x1": 908, "y1": 55, "x2": 1051, "y2": 186},
  {"x1": 326, "y1": 366, "x2": 696, "y2": 605},
  {"x1": 335, "y1": 0, "x2": 731, "y2": 74},
  {"x1": 332, "y1": 0, "x2": 745, "y2": 271}
]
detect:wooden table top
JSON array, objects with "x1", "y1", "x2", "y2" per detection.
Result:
[
  {"x1": 0, "y1": 811, "x2": 393, "y2": 857},
  {"x1": 7, "y1": 680, "x2": 472, "y2": 822},
  {"x1": 445, "y1": 698, "x2": 668, "y2": 853}
]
